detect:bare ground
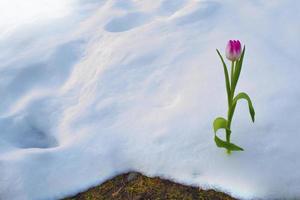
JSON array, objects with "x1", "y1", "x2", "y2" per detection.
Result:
[{"x1": 64, "y1": 172, "x2": 237, "y2": 200}]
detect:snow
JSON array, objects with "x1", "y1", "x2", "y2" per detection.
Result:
[{"x1": 0, "y1": 0, "x2": 300, "y2": 199}]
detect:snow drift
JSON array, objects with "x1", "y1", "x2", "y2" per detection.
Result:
[{"x1": 0, "y1": 0, "x2": 300, "y2": 199}]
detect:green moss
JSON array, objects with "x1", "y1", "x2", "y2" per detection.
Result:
[{"x1": 64, "y1": 172, "x2": 237, "y2": 200}]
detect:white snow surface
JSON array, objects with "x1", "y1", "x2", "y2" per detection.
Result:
[{"x1": 0, "y1": 0, "x2": 300, "y2": 199}]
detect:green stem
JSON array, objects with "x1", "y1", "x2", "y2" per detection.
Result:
[
  {"x1": 226, "y1": 61, "x2": 237, "y2": 154},
  {"x1": 231, "y1": 61, "x2": 234, "y2": 87}
]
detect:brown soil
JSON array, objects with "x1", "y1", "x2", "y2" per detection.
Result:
[{"x1": 64, "y1": 172, "x2": 237, "y2": 200}]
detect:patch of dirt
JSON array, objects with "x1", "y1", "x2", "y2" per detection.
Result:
[{"x1": 64, "y1": 172, "x2": 237, "y2": 200}]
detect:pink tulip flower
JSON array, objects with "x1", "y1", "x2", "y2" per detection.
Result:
[{"x1": 225, "y1": 40, "x2": 242, "y2": 61}]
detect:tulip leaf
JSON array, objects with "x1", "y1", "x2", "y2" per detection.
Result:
[
  {"x1": 214, "y1": 135, "x2": 244, "y2": 151},
  {"x1": 213, "y1": 117, "x2": 244, "y2": 151},
  {"x1": 233, "y1": 92, "x2": 255, "y2": 122},
  {"x1": 232, "y1": 46, "x2": 246, "y2": 91},
  {"x1": 216, "y1": 49, "x2": 231, "y2": 98},
  {"x1": 213, "y1": 117, "x2": 229, "y2": 133}
]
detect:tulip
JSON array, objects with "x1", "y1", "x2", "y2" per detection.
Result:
[
  {"x1": 213, "y1": 40, "x2": 255, "y2": 154},
  {"x1": 225, "y1": 40, "x2": 242, "y2": 61}
]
